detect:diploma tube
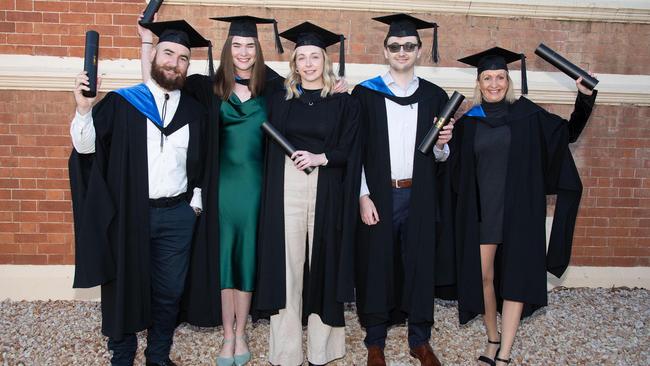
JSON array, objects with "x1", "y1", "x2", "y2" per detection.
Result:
[
  {"x1": 139, "y1": 0, "x2": 164, "y2": 25},
  {"x1": 262, "y1": 122, "x2": 314, "y2": 175},
  {"x1": 535, "y1": 43, "x2": 599, "y2": 90},
  {"x1": 82, "y1": 30, "x2": 99, "y2": 98},
  {"x1": 417, "y1": 91, "x2": 465, "y2": 155}
]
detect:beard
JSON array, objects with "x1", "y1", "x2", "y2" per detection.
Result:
[{"x1": 150, "y1": 57, "x2": 187, "y2": 91}]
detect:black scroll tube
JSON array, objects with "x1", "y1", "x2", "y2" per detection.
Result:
[
  {"x1": 535, "y1": 43, "x2": 599, "y2": 90},
  {"x1": 139, "y1": 0, "x2": 164, "y2": 25},
  {"x1": 262, "y1": 122, "x2": 314, "y2": 175},
  {"x1": 82, "y1": 30, "x2": 99, "y2": 98},
  {"x1": 417, "y1": 91, "x2": 465, "y2": 155}
]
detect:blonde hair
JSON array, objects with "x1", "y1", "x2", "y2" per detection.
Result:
[
  {"x1": 472, "y1": 71, "x2": 517, "y2": 105},
  {"x1": 284, "y1": 47, "x2": 337, "y2": 100}
]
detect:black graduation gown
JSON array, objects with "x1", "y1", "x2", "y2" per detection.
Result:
[
  {"x1": 351, "y1": 78, "x2": 454, "y2": 328},
  {"x1": 254, "y1": 89, "x2": 361, "y2": 327},
  {"x1": 69, "y1": 90, "x2": 206, "y2": 339},
  {"x1": 179, "y1": 66, "x2": 285, "y2": 327},
  {"x1": 447, "y1": 92, "x2": 597, "y2": 324}
]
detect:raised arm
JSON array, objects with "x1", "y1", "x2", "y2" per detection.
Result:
[
  {"x1": 70, "y1": 71, "x2": 101, "y2": 153},
  {"x1": 567, "y1": 74, "x2": 598, "y2": 143},
  {"x1": 138, "y1": 14, "x2": 155, "y2": 82}
]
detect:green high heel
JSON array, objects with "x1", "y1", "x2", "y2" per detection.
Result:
[
  {"x1": 216, "y1": 338, "x2": 235, "y2": 366},
  {"x1": 234, "y1": 335, "x2": 251, "y2": 366}
]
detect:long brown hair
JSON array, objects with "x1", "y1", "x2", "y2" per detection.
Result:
[{"x1": 213, "y1": 36, "x2": 267, "y2": 100}]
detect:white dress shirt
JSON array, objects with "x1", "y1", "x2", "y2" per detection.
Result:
[
  {"x1": 360, "y1": 71, "x2": 449, "y2": 197},
  {"x1": 70, "y1": 79, "x2": 202, "y2": 208}
]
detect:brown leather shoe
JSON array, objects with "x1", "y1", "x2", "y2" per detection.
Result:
[
  {"x1": 409, "y1": 343, "x2": 442, "y2": 366},
  {"x1": 366, "y1": 345, "x2": 386, "y2": 366}
]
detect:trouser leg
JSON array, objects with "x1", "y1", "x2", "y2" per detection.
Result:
[
  {"x1": 144, "y1": 202, "x2": 195, "y2": 363},
  {"x1": 269, "y1": 158, "x2": 313, "y2": 366},
  {"x1": 107, "y1": 334, "x2": 137, "y2": 366}
]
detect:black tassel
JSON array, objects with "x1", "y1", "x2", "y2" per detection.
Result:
[
  {"x1": 273, "y1": 20, "x2": 284, "y2": 54},
  {"x1": 520, "y1": 53, "x2": 528, "y2": 95},
  {"x1": 208, "y1": 41, "x2": 215, "y2": 79},
  {"x1": 338, "y1": 34, "x2": 345, "y2": 77},
  {"x1": 432, "y1": 24, "x2": 439, "y2": 63}
]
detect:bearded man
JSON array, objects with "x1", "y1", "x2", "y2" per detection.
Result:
[{"x1": 68, "y1": 21, "x2": 210, "y2": 366}]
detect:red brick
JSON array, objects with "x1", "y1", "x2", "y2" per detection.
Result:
[
  {"x1": 34, "y1": 1, "x2": 70, "y2": 12},
  {"x1": 13, "y1": 254, "x2": 47, "y2": 264},
  {"x1": 68, "y1": 1, "x2": 87, "y2": 13},
  {"x1": 19, "y1": 200, "x2": 36, "y2": 211},
  {"x1": 13, "y1": 211, "x2": 47, "y2": 222},
  {"x1": 19, "y1": 179, "x2": 36, "y2": 189},
  {"x1": 38, "y1": 200, "x2": 71, "y2": 212},
  {"x1": 15, "y1": 233, "x2": 47, "y2": 244},
  {"x1": 6, "y1": 11, "x2": 42, "y2": 22},
  {"x1": 11, "y1": 189, "x2": 46, "y2": 200},
  {"x1": 19, "y1": 222, "x2": 38, "y2": 233},
  {"x1": 60, "y1": 13, "x2": 93, "y2": 24},
  {"x1": 38, "y1": 243, "x2": 68, "y2": 254},
  {"x1": 0, "y1": 178, "x2": 18, "y2": 189},
  {"x1": 42, "y1": 12, "x2": 59, "y2": 23},
  {"x1": 15, "y1": 0, "x2": 32, "y2": 11},
  {"x1": 0, "y1": 21, "x2": 15, "y2": 32},
  {"x1": 0, "y1": 244, "x2": 20, "y2": 254},
  {"x1": 7, "y1": 33, "x2": 43, "y2": 45}
]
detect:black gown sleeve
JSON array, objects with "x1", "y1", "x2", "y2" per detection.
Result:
[
  {"x1": 567, "y1": 90, "x2": 597, "y2": 143},
  {"x1": 324, "y1": 96, "x2": 361, "y2": 167},
  {"x1": 538, "y1": 108, "x2": 583, "y2": 278},
  {"x1": 71, "y1": 93, "x2": 120, "y2": 288}
]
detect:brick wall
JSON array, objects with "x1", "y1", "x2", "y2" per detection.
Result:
[{"x1": 0, "y1": 1, "x2": 649, "y2": 266}]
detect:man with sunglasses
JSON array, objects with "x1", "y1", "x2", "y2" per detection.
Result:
[{"x1": 351, "y1": 13, "x2": 454, "y2": 366}]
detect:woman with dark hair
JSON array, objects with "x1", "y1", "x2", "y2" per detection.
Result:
[
  {"x1": 254, "y1": 22, "x2": 359, "y2": 366},
  {"x1": 140, "y1": 15, "x2": 284, "y2": 366},
  {"x1": 449, "y1": 47, "x2": 596, "y2": 366}
]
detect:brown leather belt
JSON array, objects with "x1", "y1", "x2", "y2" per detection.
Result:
[{"x1": 391, "y1": 178, "x2": 412, "y2": 189}]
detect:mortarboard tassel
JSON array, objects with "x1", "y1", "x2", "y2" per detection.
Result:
[
  {"x1": 273, "y1": 20, "x2": 284, "y2": 54},
  {"x1": 520, "y1": 53, "x2": 528, "y2": 95},
  {"x1": 338, "y1": 34, "x2": 345, "y2": 77},
  {"x1": 432, "y1": 24, "x2": 439, "y2": 63},
  {"x1": 208, "y1": 41, "x2": 215, "y2": 79}
]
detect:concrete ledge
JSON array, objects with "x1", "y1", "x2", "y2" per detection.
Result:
[
  {"x1": 1, "y1": 55, "x2": 649, "y2": 106},
  {"x1": 166, "y1": 0, "x2": 650, "y2": 24},
  {"x1": 1, "y1": 264, "x2": 647, "y2": 301}
]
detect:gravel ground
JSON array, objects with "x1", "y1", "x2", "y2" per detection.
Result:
[{"x1": 1, "y1": 287, "x2": 648, "y2": 365}]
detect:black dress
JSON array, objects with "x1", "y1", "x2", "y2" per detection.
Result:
[{"x1": 475, "y1": 100, "x2": 511, "y2": 244}]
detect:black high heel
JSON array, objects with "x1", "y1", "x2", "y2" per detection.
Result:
[
  {"x1": 478, "y1": 338, "x2": 501, "y2": 366},
  {"x1": 495, "y1": 355, "x2": 511, "y2": 364}
]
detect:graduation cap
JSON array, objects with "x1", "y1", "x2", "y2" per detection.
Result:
[
  {"x1": 143, "y1": 19, "x2": 215, "y2": 78},
  {"x1": 279, "y1": 21, "x2": 346, "y2": 77},
  {"x1": 373, "y1": 13, "x2": 439, "y2": 63},
  {"x1": 211, "y1": 15, "x2": 284, "y2": 54},
  {"x1": 458, "y1": 46, "x2": 528, "y2": 95}
]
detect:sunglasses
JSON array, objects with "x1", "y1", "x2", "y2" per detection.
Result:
[{"x1": 386, "y1": 42, "x2": 418, "y2": 53}]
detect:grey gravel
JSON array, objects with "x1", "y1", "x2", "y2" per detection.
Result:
[{"x1": 1, "y1": 287, "x2": 648, "y2": 365}]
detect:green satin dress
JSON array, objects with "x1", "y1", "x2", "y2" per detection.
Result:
[{"x1": 218, "y1": 93, "x2": 267, "y2": 291}]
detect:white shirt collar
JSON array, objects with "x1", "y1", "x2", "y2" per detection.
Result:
[
  {"x1": 382, "y1": 70, "x2": 419, "y2": 97},
  {"x1": 382, "y1": 70, "x2": 418, "y2": 87}
]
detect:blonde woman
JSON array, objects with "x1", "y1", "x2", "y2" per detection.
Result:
[
  {"x1": 450, "y1": 47, "x2": 596, "y2": 365},
  {"x1": 254, "y1": 22, "x2": 360, "y2": 366}
]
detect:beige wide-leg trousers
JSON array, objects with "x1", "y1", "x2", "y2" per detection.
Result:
[{"x1": 268, "y1": 157, "x2": 346, "y2": 366}]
